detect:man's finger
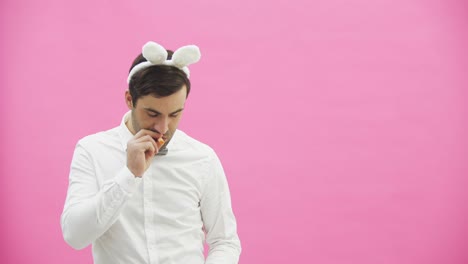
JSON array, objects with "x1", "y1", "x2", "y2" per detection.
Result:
[
  {"x1": 135, "y1": 135, "x2": 156, "y2": 144},
  {"x1": 139, "y1": 141, "x2": 156, "y2": 155},
  {"x1": 134, "y1": 129, "x2": 160, "y2": 139}
]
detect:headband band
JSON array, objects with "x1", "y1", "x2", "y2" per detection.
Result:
[{"x1": 127, "y1": 41, "x2": 201, "y2": 84}]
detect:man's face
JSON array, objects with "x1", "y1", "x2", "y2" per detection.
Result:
[{"x1": 125, "y1": 86, "x2": 187, "y2": 147}]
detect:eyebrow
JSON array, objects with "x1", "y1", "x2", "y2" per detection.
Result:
[{"x1": 144, "y1": 107, "x2": 184, "y2": 115}]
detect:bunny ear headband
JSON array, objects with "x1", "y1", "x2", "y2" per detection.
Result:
[{"x1": 127, "y1": 41, "x2": 201, "y2": 84}]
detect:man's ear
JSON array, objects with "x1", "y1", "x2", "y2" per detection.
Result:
[{"x1": 125, "y1": 90, "x2": 133, "y2": 109}]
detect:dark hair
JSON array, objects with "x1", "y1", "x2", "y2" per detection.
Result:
[{"x1": 128, "y1": 50, "x2": 191, "y2": 106}]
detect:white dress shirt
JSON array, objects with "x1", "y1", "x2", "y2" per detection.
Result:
[{"x1": 61, "y1": 112, "x2": 241, "y2": 264}]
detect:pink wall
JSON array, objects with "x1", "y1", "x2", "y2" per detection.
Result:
[{"x1": 1, "y1": 0, "x2": 467, "y2": 263}]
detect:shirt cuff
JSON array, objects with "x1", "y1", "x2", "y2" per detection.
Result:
[{"x1": 114, "y1": 166, "x2": 139, "y2": 194}]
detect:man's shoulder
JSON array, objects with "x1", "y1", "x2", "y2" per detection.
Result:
[
  {"x1": 77, "y1": 126, "x2": 121, "y2": 149},
  {"x1": 173, "y1": 130, "x2": 216, "y2": 156}
]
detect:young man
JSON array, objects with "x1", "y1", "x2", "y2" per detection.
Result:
[{"x1": 61, "y1": 42, "x2": 241, "y2": 264}]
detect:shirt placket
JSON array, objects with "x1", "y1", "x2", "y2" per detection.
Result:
[{"x1": 143, "y1": 171, "x2": 159, "y2": 264}]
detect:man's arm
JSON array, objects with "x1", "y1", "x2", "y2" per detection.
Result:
[
  {"x1": 60, "y1": 141, "x2": 138, "y2": 250},
  {"x1": 201, "y1": 152, "x2": 242, "y2": 264},
  {"x1": 61, "y1": 129, "x2": 160, "y2": 249}
]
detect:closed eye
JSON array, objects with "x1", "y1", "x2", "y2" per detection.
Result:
[
  {"x1": 147, "y1": 111, "x2": 159, "y2": 118},
  {"x1": 143, "y1": 107, "x2": 183, "y2": 118}
]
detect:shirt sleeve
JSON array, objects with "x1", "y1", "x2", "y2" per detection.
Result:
[
  {"x1": 201, "y1": 152, "x2": 242, "y2": 264},
  {"x1": 60, "y1": 141, "x2": 138, "y2": 250}
]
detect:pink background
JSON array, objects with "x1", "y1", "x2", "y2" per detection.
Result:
[{"x1": 1, "y1": 0, "x2": 467, "y2": 263}]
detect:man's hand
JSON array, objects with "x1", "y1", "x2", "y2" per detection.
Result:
[{"x1": 126, "y1": 129, "x2": 161, "y2": 177}]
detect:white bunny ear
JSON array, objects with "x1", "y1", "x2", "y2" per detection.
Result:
[
  {"x1": 128, "y1": 41, "x2": 201, "y2": 84},
  {"x1": 172, "y1": 45, "x2": 201, "y2": 68},
  {"x1": 142, "y1": 41, "x2": 168, "y2": 64}
]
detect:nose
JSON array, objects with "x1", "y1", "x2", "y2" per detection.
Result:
[{"x1": 153, "y1": 116, "x2": 169, "y2": 136}]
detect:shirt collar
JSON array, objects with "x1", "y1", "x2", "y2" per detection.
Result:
[{"x1": 118, "y1": 111, "x2": 134, "y2": 152}]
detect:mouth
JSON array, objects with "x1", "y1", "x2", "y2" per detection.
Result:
[{"x1": 157, "y1": 137, "x2": 165, "y2": 146}]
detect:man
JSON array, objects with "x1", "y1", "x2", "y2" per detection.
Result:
[{"x1": 61, "y1": 41, "x2": 241, "y2": 264}]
